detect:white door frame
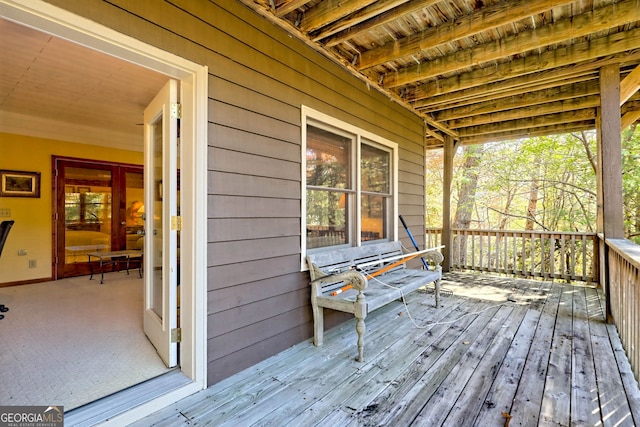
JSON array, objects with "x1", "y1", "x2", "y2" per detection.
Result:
[{"x1": 0, "y1": 0, "x2": 208, "y2": 422}]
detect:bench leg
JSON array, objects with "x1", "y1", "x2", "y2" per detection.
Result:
[
  {"x1": 355, "y1": 294, "x2": 366, "y2": 362},
  {"x1": 355, "y1": 314, "x2": 366, "y2": 362},
  {"x1": 312, "y1": 303, "x2": 324, "y2": 347},
  {"x1": 434, "y1": 278, "x2": 442, "y2": 308}
]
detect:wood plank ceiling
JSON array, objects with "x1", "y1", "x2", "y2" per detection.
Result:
[{"x1": 241, "y1": 0, "x2": 640, "y2": 148}]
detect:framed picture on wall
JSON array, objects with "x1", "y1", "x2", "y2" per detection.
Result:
[{"x1": 0, "y1": 170, "x2": 41, "y2": 198}]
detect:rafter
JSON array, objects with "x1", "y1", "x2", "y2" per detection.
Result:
[
  {"x1": 446, "y1": 98, "x2": 599, "y2": 130},
  {"x1": 620, "y1": 64, "x2": 640, "y2": 105},
  {"x1": 357, "y1": 0, "x2": 574, "y2": 70},
  {"x1": 456, "y1": 110, "x2": 596, "y2": 138},
  {"x1": 275, "y1": 0, "x2": 310, "y2": 17},
  {"x1": 458, "y1": 122, "x2": 596, "y2": 146},
  {"x1": 308, "y1": 0, "x2": 409, "y2": 41},
  {"x1": 406, "y1": 51, "x2": 640, "y2": 103},
  {"x1": 432, "y1": 83, "x2": 600, "y2": 121},
  {"x1": 383, "y1": 0, "x2": 640, "y2": 88},
  {"x1": 621, "y1": 110, "x2": 640, "y2": 130},
  {"x1": 299, "y1": 0, "x2": 378, "y2": 34},
  {"x1": 414, "y1": 73, "x2": 597, "y2": 114},
  {"x1": 321, "y1": 0, "x2": 441, "y2": 46}
]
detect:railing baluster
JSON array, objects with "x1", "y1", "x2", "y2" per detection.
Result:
[
  {"x1": 571, "y1": 234, "x2": 577, "y2": 280},
  {"x1": 424, "y1": 227, "x2": 597, "y2": 283},
  {"x1": 559, "y1": 234, "x2": 566, "y2": 280},
  {"x1": 471, "y1": 232, "x2": 476, "y2": 270},
  {"x1": 582, "y1": 235, "x2": 593, "y2": 280},
  {"x1": 513, "y1": 231, "x2": 517, "y2": 275},
  {"x1": 479, "y1": 234, "x2": 484, "y2": 271}
]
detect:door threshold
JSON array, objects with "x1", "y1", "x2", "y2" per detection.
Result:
[{"x1": 64, "y1": 369, "x2": 191, "y2": 427}]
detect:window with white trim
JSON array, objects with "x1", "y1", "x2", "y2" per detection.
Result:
[{"x1": 303, "y1": 107, "x2": 398, "y2": 255}]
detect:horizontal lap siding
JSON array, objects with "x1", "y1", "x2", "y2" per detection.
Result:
[{"x1": 50, "y1": 0, "x2": 425, "y2": 385}]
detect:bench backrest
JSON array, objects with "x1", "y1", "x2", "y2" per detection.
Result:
[{"x1": 306, "y1": 241, "x2": 405, "y2": 281}]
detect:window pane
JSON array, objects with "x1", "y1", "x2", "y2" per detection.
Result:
[
  {"x1": 361, "y1": 194, "x2": 387, "y2": 242},
  {"x1": 306, "y1": 189, "x2": 347, "y2": 249},
  {"x1": 307, "y1": 126, "x2": 351, "y2": 189},
  {"x1": 361, "y1": 143, "x2": 390, "y2": 193}
]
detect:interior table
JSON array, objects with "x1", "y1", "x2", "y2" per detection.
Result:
[{"x1": 87, "y1": 250, "x2": 143, "y2": 284}]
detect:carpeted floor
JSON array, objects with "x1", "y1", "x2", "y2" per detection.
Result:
[{"x1": 0, "y1": 272, "x2": 169, "y2": 410}]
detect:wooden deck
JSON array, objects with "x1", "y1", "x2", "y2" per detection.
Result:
[{"x1": 133, "y1": 272, "x2": 640, "y2": 426}]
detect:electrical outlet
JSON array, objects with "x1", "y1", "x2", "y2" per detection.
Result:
[
  {"x1": 28, "y1": 259, "x2": 37, "y2": 268},
  {"x1": 18, "y1": 249, "x2": 28, "y2": 256},
  {"x1": 0, "y1": 208, "x2": 10, "y2": 217}
]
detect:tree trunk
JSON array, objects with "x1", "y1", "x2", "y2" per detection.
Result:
[
  {"x1": 452, "y1": 145, "x2": 484, "y2": 265},
  {"x1": 525, "y1": 161, "x2": 540, "y2": 231}
]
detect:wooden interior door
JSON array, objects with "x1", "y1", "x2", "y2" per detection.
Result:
[{"x1": 53, "y1": 158, "x2": 143, "y2": 279}]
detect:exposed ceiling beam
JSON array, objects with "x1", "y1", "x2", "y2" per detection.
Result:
[
  {"x1": 447, "y1": 98, "x2": 600, "y2": 130},
  {"x1": 382, "y1": 0, "x2": 640, "y2": 88},
  {"x1": 308, "y1": 0, "x2": 408, "y2": 41},
  {"x1": 422, "y1": 115, "x2": 458, "y2": 139},
  {"x1": 424, "y1": 125, "x2": 444, "y2": 142},
  {"x1": 321, "y1": 0, "x2": 442, "y2": 46},
  {"x1": 457, "y1": 121, "x2": 596, "y2": 146},
  {"x1": 275, "y1": 0, "x2": 310, "y2": 17},
  {"x1": 357, "y1": 0, "x2": 574, "y2": 70},
  {"x1": 456, "y1": 109, "x2": 596, "y2": 138},
  {"x1": 433, "y1": 83, "x2": 600, "y2": 121},
  {"x1": 299, "y1": 0, "x2": 378, "y2": 33},
  {"x1": 621, "y1": 110, "x2": 640, "y2": 130},
  {"x1": 415, "y1": 75, "x2": 598, "y2": 113},
  {"x1": 406, "y1": 50, "x2": 640, "y2": 103},
  {"x1": 620, "y1": 64, "x2": 640, "y2": 105}
]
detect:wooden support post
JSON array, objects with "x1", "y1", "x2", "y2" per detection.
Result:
[
  {"x1": 598, "y1": 64, "x2": 624, "y2": 238},
  {"x1": 442, "y1": 135, "x2": 456, "y2": 272},
  {"x1": 597, "y1": 64, "x2": 624, "y2": 323}
]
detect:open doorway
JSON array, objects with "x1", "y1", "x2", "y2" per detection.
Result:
[{"x1": 0, "y1": 1, "x2": 207, "y2": 421}]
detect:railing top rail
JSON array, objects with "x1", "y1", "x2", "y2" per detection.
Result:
[
  {"x1": 426, "y1": 227, "x2": 598, "y2": 238},
  {"x1": 606, "y1": 238, "x2": 640, "y2": 270}
]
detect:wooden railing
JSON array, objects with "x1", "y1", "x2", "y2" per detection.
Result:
[
  {"x1": 426, "y1": 228, "x2": 598, "y2": 283},
  {"x1": 605, "y1": 238, "x2": 640, "y2": 382}
]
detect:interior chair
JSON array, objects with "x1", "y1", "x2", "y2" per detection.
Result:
[
  {"x1": 0, "y1": 220, "x2": 15, "y2": 257},
  {"x1": 0, "y1": 220, "x2": 14, "y2": 319}
]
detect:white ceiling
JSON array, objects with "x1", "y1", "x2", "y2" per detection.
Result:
[{"x1": 0, "y1": 17, "x2": 169, "y2": 151}]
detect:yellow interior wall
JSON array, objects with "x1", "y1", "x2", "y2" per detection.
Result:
[{"x1": 0, "y1": 133, "x2": 143, "y2": 284}]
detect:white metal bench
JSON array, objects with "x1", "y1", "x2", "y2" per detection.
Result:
[{"x1": 307, "y1": 241, "x2": 444, "y2": 362}]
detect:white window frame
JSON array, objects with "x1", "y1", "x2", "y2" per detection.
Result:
[{"x1": 301, "y1": 106, "x2": 398, "y2": 270}]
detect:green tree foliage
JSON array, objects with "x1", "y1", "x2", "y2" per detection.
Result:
[
  {"x1": 622, "y1": 124, "x2": 640, "y2": 244},
  {"x1": 426, "y1": 128, "x2": 639, "y2": 242}
]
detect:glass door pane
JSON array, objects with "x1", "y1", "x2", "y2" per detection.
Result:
[
  {"x1": 125, "y1": 171, "x2": 145, "y2": 250},
  {"x1": 64, "y1": 167, "x2": 112, "y2": 271},
  {"x1": 150, "y1": 115, "x2": 164, "y2": 318}
]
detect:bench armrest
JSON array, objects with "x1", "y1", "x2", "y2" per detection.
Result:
[
  {"x1": 309, "y1": 264, "x2": 368, "y2": 292},
  {"x1": 423, "y1": 250, "x2": 444, "y2": 268}
]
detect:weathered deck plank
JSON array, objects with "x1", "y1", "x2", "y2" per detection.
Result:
[
  {"x1": 539, "y1": 283, "x2": 573, "y2": 426},
  {"x1": 130, "y1": 273, "x2": 640, "y2": 427},
  {"x1": 570, "y1": 286, "x2": 601, "y2": 426}
]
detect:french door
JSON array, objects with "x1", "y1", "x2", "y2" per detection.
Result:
[
  {"x1": 53, "y1": 158, "x2": 143, "y2": 279},
  {"x1": 143, "y1": 79, "x2": 179, "y2": 367}
]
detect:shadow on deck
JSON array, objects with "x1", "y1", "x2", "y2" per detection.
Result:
[{"x1": 133, "y1": 272, "x2": 640, "y2": 426}]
